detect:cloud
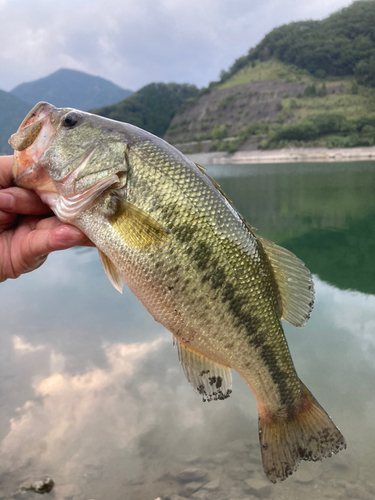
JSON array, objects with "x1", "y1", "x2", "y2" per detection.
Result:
[
  {"x1": 12, "y1": 335, "x2": 46, "y2": 355},
  {"x1": 0, "y1": 337, "x2": 170, "y2": 473},
  {"x1": 0, "y1": 0, "x2": 353, "y2": 92},
  {"x1": 1, "y1": 274, "x2": 375, "y2": 497},
  {"x1": 317, "y1": 278, "x2": 375, "y2": 360}
]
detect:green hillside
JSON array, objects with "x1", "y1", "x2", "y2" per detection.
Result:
[
  {"x1": 220, "y1": 0, "x2": 375, "y2": 86},
  {"x1": 218, "y1": 60, "x2": 313, "y2": 89},
  {"x1": 0, "y1": 90, "x2": 31, "y2": 155},
  {"x1": 165, "y1": 1, "x2": 375, "y2": 152},
  {"x1": 91, "y1": 82, "x2": 198, "y2": 137}
]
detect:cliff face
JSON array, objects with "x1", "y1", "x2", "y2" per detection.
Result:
[{"x1": 164, "y1": 79, "x2": 346, "y2": 147}]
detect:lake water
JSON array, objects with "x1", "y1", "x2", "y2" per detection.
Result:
[{"x1": 1, "y1": 162, "x2": 375, "y2": 500}]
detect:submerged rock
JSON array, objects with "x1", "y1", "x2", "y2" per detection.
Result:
[
  {"x1": 20, "y1": 476, "x2": 54, "y2": 494},
  {"x1": 244, "y1": 476, "x2": 271, "y2": 498},
  {"x1": 176, "y1": 468, "x2": 208, "y2": 483},
  {"x1": 182, "y1": 481, "x2": 204, "y2": 496},
  {"x1": 201, "y1": 478, "x2": 220, "y2": 491}
]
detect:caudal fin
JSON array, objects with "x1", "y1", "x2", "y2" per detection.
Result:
[{"x1": 258, "y1": 382, "x2": 346, "y2": 483}]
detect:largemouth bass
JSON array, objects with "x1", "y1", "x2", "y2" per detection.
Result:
[{"x1": 9, "y1": 102, "x2": 346, "y2": 482}]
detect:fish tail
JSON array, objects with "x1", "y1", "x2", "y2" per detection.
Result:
[{"x1": 258, "y1": 382, "x2": 346, "y2": 483}]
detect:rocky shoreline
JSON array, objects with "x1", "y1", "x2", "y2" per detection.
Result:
[{"x1": 188, "y1": 147, "x2": 375, "y2": 165}]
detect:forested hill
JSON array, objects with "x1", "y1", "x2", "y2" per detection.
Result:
[
  {"x1": 92, "y1": 82, "x2": 198, "y2": 137},
  {"x1": 164, "y1": 0, "x2": 375, "y2": 152},
  {"x1": 219, "y1": 0, "x2": 375, "y2": 87}
]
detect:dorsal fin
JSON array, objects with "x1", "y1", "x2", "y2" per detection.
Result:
[
  {"x1": 258, "y1": 235, "x2": 315, "y2": 327},
  {"x1": 175, "y1": 338, "x2": 232, "y2": 402},
  {"x1": 195, "y1": 163, "x2": 233, "y2": 204}
]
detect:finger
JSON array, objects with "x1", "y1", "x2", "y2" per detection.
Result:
[
  {"x1": 17, "y1": 226, "x2": 87, "y2": 275},
  {"x1": 34, "y1": 218, "x2": 94, "y2": 247},
  {"x1": 0, "y1": 187, "x2": 52, "y2": 215},
  {"x1": 21, "y1": 225, "x2": 93, "y2": 270},
  {"x1": 0, "y1": 210, "x2": 17, "y2": 226},
  {"x1": 16, "y1": 215, "x2": 94, "y2": 248},
  {"x1": 50, "y1": 225, "x2": 94, "y2": 249},
  {"x1": 0, "y1": 156, "x2": 14, "y2": 188}
]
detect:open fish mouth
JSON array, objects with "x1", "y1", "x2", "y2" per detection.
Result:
[
  {"x1": 9, "y1": 102, "x2": 57, "y2": 189},
  {"x1": 9, "y1": 102, "x2": 126, "y2": 219}
]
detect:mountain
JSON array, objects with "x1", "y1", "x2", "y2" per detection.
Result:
[
  {"x1": 11, "y1": 69, "x2": 133, "y2": 111},
  {"x1": 0, "y1": 90, "x2": 32, "y2": 155},
  {"x1": 164, "y1": 0, "x2": 375, "y2": 152},
  {"x1": 220, "y1": 0, "x2": 375, "y2": 85},
  {"x1": 92, "y1": 82, "x2": 198, "y2": 137}
]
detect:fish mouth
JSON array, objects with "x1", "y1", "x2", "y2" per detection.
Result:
[{"x1": 9, "y1": 102, "x2": 57, "y2": 190}]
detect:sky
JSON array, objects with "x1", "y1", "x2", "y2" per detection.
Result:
[{"x1": 0, "y1": 0, "x2": 355, "y2": 93}]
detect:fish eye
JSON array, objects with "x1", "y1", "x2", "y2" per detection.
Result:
[{"x1": 62, "y1": 113, "x2": 78, "y2": 128}]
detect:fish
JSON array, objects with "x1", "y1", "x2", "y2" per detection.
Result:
[{"x1": 9, "y1": 102, "x2": 346, "y2": 483}]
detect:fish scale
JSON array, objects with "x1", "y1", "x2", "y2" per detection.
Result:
[
  {"x1": 10, "y1": 102, "x2": 346, "y2": 483},
  {"x1": 83, "y1": 140, "x2": 303, "y2": 410}
]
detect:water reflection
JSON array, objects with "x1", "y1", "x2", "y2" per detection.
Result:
[
  {"x1": 0, "y1": 162, "x2": 375, "y2": 499},
  {"x1": 211, "y1": 162, "x2": 375, "y2": 295}
]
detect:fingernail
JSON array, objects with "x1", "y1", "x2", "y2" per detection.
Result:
[
  {"x1": 54, "y1": 226, "x2": 84, "y2": 245},
  {"x1": 0, "y1": 192, "x2": 14, "y2": 210}
]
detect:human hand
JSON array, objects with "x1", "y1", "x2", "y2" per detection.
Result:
[{"x1": 0, "y1": 155, "x2": 93, "y2": 282}]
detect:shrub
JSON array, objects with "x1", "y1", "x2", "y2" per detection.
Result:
[
  {"x1": 304, "y1": 84, "x2": 317, "y2": 97},
  {"x1": 351, "y1": 81, "x2": 359, "y2": 94},
  {"x1": 315, "y1": 69, "x2": 326, "y2": 79},
  {"x1": 361, "y1": 124, "x2": 375, "y2": 137},
  {"x1": 317, "y1": 83, "x2": 327, "y2": 97},
  {"x1": 212, "y1": 124, "x2": 227, "y2": 140}
]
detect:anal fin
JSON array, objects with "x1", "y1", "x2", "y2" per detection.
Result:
[{"x1": 175, "y1": 339, "x2": 232, "y2": 402}]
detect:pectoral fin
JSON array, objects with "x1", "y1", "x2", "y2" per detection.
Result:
[
  {"x1": 98, "y1": 250, "x2": 123, "y2": 293},
  {"x1": 258, "y1": 236, "x2": 315, "y2": 327},
  {"x1": 109, "y1": 200, "x2": 170, "y2": 250},
  {"x1": 175, "y1": 339, "x2": 232, "y2": 402}
]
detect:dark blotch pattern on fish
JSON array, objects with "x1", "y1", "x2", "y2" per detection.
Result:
[
  {"x1": 185, "y1": 233, "x2": 295, "y2": 410},
  {"x1": 260, "y1": 344, "x2": 295, "y2": 412}
]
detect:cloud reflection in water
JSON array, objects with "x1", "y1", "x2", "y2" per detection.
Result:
[{"x1": 0, "y1": 249, "x2": 375, "y2": 499}]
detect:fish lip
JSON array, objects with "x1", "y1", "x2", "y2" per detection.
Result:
[
  {"x1": 10, "y1": 102, "x2": 57, "y2": 186},
  {"x1": 17, "y1": 102, "x2": 56, "y2": 131}
]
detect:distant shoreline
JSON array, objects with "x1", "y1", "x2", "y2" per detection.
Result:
[{"x1": 188, "y1": 147, "x2": 375, "y2": 165}]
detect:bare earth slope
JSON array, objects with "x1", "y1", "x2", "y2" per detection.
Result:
[{"x1": 164, "y1": 77, "x2": 345, "y2": 147}]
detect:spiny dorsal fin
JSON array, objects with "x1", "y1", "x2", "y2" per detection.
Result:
[
  {"x1": 195, "y1": 163, "x2": 233, "y2": 205},
  {"x1": 196, "y1": 164, "x2": 258, "y2": 231},
  {"x1": 98, "y1": 250, "x2": 123, "y2": 293},
  {"x1": 257, "y1": 235, "x2": 315, "y2": 327},
  {"x1": 175, "y1": 338, "x2": 232, "y2": 402},
  {"x1": 108, "y1": 200, "x2": 169, "y2": 250}
]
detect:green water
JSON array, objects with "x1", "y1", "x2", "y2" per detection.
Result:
[
  {"x1": 0, "y1": 162, "x2": 374, "y2": 500},
  {"x1": 211, "y1": 162, "x2": 375, "y2": 295}
]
